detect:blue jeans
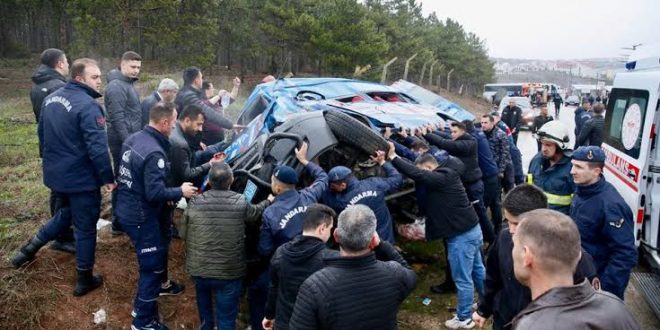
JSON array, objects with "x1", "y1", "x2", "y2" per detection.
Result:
[
  {"x1": 121, "y1": 216, "x2": 168, "y2": 327},
  {"x1": 193, "y1": 277, "x2": 242, "y2": 330},
  {"x1": 37, "y1": 190, "x2": 101, "y2": 270},
  {"x1": 447, "y1": 225, "x2": 486, "y2": 320}
]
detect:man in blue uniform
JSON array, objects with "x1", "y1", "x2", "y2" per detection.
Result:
[
  {"x1": 570, "y1": 146, "x2": 637, "y2": 300},
  {"x1": 321, "y1": 151, "x2": 402, "y2": 243},
  {"x1": 527, "y1": 120, "x2": 575, "y2": 214},
  {"x1": 250, "y1": 142, "x2": 328, "y2": 330},
  {"x1": 115, "y1": 102, "x2": 197, "y2": 330},
  {"x1": 11, "y1": 58, "x2": 115, "y2": 297}
]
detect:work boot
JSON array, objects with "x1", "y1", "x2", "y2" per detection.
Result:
[
  {"x1": 11, "y1": 236, "x2": 47, "y2": 268},
  {"x1": 49, "y1": 240, "x2": 76, "y2": 254},
  {"x1": 73, "y1": 269, "x2": 104, "y2": 296}
]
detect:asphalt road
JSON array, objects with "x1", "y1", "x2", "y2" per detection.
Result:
[{"x1": 514, "y1": 104, "x2": 660, "y2": 328}]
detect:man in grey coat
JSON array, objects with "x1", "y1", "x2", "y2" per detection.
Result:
[
  {"x1": 182, "y1": 162, "x2": 273, "y2": 330},
  {"x1": 105, "y1": 51, "x2": 142, "y2": 234},
  {"x1": 510, "y1": 209, "x2": 639, "y2": 330}
]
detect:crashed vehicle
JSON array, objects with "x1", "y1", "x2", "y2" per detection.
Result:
[
  {"x1": 390, "y1": 79, "x2": 475, "y2": 122},
  {"x1": 223, "y1": 78, "x2": 462, "y2": 221}
]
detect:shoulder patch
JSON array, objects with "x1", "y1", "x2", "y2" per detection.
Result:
[
  {"x1": 96, "y1": 116, "x2": 106, "y2": 128},
  {"x1": 157, "y1": 158, "x2": 165, "y2": 169},
  {"x1": 609, "y1": 218, "x2": 624, "y2": 229}
]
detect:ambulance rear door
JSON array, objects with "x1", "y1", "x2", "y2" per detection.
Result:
[{"x1": 602, "y1": 69, "x2": 660, "y2": 268}]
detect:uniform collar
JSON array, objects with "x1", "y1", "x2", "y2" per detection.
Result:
[
  {"x1": 67, "y1": 80, "x2": 102, "y2": 99},
  {"x1": 274, "y1": 189, "x2": 299, "y2": 202},
  {"x1": 576, "y1": 176, "x2": 606, "y2": 196},
  {"x1": 144, "y1": 126, "x2": 171, "y2": 151}
]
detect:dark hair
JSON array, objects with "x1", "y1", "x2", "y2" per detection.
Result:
[
  {"x1": 481, "y1": 114, "x2": 494, "y2": 122},
  {"x1": 503, "y1": 184, "x2": 548, "y2": 216},
  {"x1": 517, "y1": 209, "x2": 582, "y2": 273},
  {"x1": 202, "y1": 81, "x2": 213, "y2": 90},
  {"x1": 450, "y1": 121, "x2": 466, "y2": 130},
  {"x1": 70, "y1": 58, "x2": 98, "y2": 79},
  {"x1": 461, "y1": 119, "x2": 475, "y2": 131},
  {"x1": 40, "y1": 48, "x2": 65, "y2": 68},
  {"x1": 414, "y1": 153, "x2": 438, "y2": 167},
  {"x1": 302, "y1": 204, "x2": 336, "y2": 232},
  {"x1": 180, "y1": 104, "x2": 205, "y2": 121},
  {"x1": 409, "y1": 137, "x2": 429, "y2": 151},
  {"x1": 121, "y1": 51, "x2": 142, "y2": 62},
  {"x1": 183, "y1": 67, "x2": 201, "y2": 85},
  {"x1": 208, "y1": 162, "x2": 233, "y2": 190},
  {"x1": 593, "y1": 103, "x2": 605, "y2": 114},
  {"x1": 149, "y1": 102, "x2": 176, "y2": 122}
]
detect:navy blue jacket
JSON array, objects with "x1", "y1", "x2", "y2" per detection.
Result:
[
  {"x1": 258, "y1": 162, "x2": 328, "y2": 257},
  {"x1": 468, "y1": 127, "x2": 499, "y2": 178},
  {"x1": 115, "y1": 126, "x2": 183, "y2": 225},
  {"x1": 570, "y1": 177, "x2": 638, "y2": 299},
  {"x1": 527, "y1": 154, "x2": 575, "y2": 214},
  {"x1": 574, "y1": 107, "x2": 592, "y2": 137},
  {"x1": 38, "y1": 80, "x2": 114, "y2": 193},
  {"x1": 141, "y1": 91, "x2": 161, "y2": 127},
  {"x1": 321, "y1": 162, "x2": 403, "y2": 243},
  {"x1": 496, "y1": 121, "x2": 524, "y2": 180}
]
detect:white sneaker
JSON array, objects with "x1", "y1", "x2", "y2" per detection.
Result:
[{"x1": 445, "y1": 315, "x2": 475, "y2": 329}]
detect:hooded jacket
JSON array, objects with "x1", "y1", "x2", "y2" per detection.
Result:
[
  {"x1": 265, "y1": 236, "x2": 338, "y2": 330},
  {"x1": 182, "y1": 189, "x2": 270, "y2": 279},
  {"x1": 30, "y1": 64, "x2": 66, "y2": 122},
  {"x1": 105, "y1": 68, "x2": 142, "y2": 143}
]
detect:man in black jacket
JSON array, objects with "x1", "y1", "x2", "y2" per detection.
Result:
[
  {"x1": 531, "y1": 105, "x2": 554, "y2": 151},
  {"x1": 289, "y1": 205, "x2": 416, "y2": 330},
  {"x1": 500, "y1": 99, "x2": 522, "y2": 144},
  {"x1": 473, "y1": 184, "x2": 598, "y2": 330},
  {"x1": 263, "y1": 204, "x2": 338, "y2": 330},
  {"x1": 576, "y1": 103, "x2": 605, "y2": 147},
  {"x1": 31, "y1": 48, "x2": 68, "y2": 122},
  {"x1": 29, "y1": 48, "x2": 76, "y2": 254},
  {"x1": 174, "y1": 67, "x2": 237, "y2": 129},
  {"x1": 387, "y1": 146, "x2": 484, "y2": 329}
]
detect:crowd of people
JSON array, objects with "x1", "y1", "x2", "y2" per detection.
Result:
[{"x1": 10, "y1": 48, "x2": 641, "y2": 330}]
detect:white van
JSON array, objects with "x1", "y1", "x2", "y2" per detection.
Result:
[{"x1": 602, "y1": 45, "x2": 660, "y2": 272}]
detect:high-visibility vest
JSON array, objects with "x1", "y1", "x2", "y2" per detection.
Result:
[{"x1": 526, "y1": 173, "x2": 573, "y2": 206}]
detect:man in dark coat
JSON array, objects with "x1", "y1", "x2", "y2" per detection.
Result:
[
  {"x1": 289, "y1": 205, "x2": 416, "y2": 330},
  {"x1": 570, "y1": 146, "x2": 638, "y2": 299},
  {"x1": 576, "y1": 103, "x2": 605, "y2": 147},
  {"x1": 115, "y1": 102, "x2": 197, "y2": 330},
  {"x1": 263, "y1": 204, "x2": 338, "y2": 330},
  {"x1": 29, "y1": 48, "x2": 77, "y2": 253},
  {"x1": 473, "y1": 184, "x2": 598, "y2": 330},
  {"x1": 182, "y1": 162, "x2": 271, "y2": 330},
  {"x1": 388, "y1": 146, "x2": 484, "y2": 329},
  {"x1": 174, "y1": 67, "x2": 237, "y2": 129},
  {"x1": 531, "y1": 104, "x2": 554, "y2": 151},
  {"x1": 141, "y1": 78, "x2": 179, "y2": 127},
  {"x1": 510, "y1": 209, "x2": 639, "y2": 330},
  {"x1": 12, "y1": 58, "x2": 114, "y2": 297},
  {"x1": 500, "y1": 98, "x2": 522, "y2": 144}
]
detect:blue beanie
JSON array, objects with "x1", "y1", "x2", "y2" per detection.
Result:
[{"x1": 273, "y1": 165, "x2": 298, "y2": 185}]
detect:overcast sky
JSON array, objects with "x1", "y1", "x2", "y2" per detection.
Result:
[{"x1": 419, "y1": 0, "x2": 660, "y2": 60}]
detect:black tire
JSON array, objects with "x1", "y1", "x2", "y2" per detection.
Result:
[{"x1": 324, "y1": 111, "x2": 389, "y2": 155}]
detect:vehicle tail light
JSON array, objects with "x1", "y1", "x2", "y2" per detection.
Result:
[{"x1": 636, "y1": 208, "x2": 644, "y2": 224}]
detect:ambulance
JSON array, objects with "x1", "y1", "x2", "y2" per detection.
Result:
[{"x1": 602, "y1": 44, "x2": 660, "y2": 272}]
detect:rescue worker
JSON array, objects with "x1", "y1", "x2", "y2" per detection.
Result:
[
  {"x1": 12, "y1": 58, "x2": 114, "y2": 297},
  {"x1": 251, "y1": 142, "x2": 328, "y2": 330},
  {"x1": 115, "y1": 102, "x2": 197, "y2": 330},
  {"x1": 321, "y1": 152, "x2": 403, "y2": 243},
  {"x1": 570, "y1": 146, "x2": 638, "y2": 300},
  {"x1": 527, "y1": 120, "x2": 575, "y2": 215}
]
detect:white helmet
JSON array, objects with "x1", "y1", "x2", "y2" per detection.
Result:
[{"x1": 536, "y1": 120, "x2": 572, "y2": 152}]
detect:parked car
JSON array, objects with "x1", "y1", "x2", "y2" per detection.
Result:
[
  {"x1": 498, "y1": 96, "x2": 537, "y2": 130},
  {"x1": 564, "y1": 95, "x2": 581, "y2": 106}
]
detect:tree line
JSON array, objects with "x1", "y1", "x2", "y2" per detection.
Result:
[{"x1": 0, "y1": 0, "x2": 494, "y2": 94}]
